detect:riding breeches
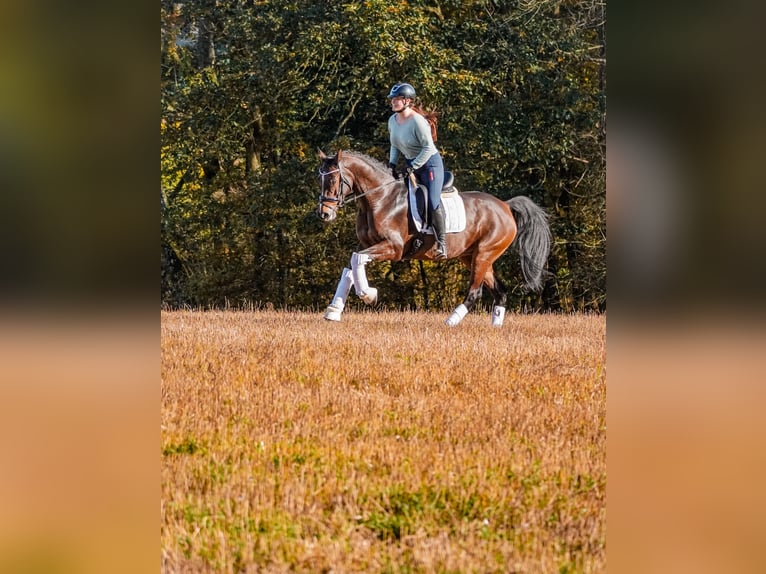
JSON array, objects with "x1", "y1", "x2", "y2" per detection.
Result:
[{"x1": 408, "y1": 152, "x2": 444, "y2": 211}]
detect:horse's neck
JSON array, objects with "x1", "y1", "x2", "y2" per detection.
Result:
[
  {"x1": 346, "y1": 158, "x2": 378, "y2": 189},
  {"x1": 359, "y1": 180, "x2": 404, "y2": 217},
  {"x1": 346, "y1": 159, "x2": 390, "y2": 202}
]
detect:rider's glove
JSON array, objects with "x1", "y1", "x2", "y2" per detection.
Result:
[{"x1": 388, "y1": 162, "x2": 398, "y2": 179}]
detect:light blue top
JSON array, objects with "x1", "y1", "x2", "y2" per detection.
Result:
[{"x1": 388, "y1": 113, "x2": 438, "y2": 170}]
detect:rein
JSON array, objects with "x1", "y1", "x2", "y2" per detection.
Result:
[{"x1": 348, "y1": 178, "x2": 399, "y2": 202}]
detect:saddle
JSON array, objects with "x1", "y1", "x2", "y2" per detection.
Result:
[{"x1": 407, "y1": 171, "x2": 466, "y2": 234}]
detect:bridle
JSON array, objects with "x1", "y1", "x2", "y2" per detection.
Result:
[
  {"x1": 318, "y1": 165, "x2": 353, "y2": 215},
  {"x1": 318, "y1": 162, "x2": 398, "y2": 215}
]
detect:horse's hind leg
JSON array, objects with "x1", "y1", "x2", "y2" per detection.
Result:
[
  {"x1": 483, "y1": 267, "x2": 508, "y2": 327},
  {"x1": 445, "y1": 254, "x2": 492, "y2": 327}
]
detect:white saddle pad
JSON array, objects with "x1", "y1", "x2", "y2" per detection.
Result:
[{"x1": 408, "y1": 186, "x2": 466, "y2": 234}]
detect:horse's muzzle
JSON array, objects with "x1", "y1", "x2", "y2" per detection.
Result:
[{"x1": 317, "y1": 207, "x2": 336, "y2": 222}]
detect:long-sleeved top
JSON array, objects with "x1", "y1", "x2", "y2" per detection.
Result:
[{"x1": 388, "y1": 113, "x2": 438, "y2": 170}]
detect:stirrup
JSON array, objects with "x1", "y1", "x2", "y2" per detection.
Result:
[{"x1": 434, "y1": 243, "x2": 447, "y2": 260}]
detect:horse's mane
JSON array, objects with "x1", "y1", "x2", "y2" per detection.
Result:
[{"x1": 342, "y1": 151, "x2": 392, "y2": 179}]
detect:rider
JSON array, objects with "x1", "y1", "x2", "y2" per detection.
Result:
[{"x1": 386, "y1": 82, "x2": 447, "y2": 259}]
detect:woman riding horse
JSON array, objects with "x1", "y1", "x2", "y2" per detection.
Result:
[
  {"x1": 386, "y1": 82, "x2": 447, "y2": 259},
  {"x1": 317, "y1": 149, "x2": 552, "y2": 327}
]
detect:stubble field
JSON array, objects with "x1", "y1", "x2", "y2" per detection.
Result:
[{"x1": 161, "y1": 310, "x2": 606, "y2": 573}]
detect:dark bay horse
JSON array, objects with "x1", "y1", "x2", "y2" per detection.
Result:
[{"x1": 316, "y1": 149, "x2": 551, "y2": 326}]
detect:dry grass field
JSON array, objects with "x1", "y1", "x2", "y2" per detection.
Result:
[{"x1": 161, "y1": 310, "x2": 606, "y2": 573}]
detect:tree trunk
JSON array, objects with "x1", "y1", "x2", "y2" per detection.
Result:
[
  {"x1": 196, "y1": 18, "x2": 215, "y2": 68},
  {"x1": 246, "y1": 106, "x2": 264, "y2": 174}
]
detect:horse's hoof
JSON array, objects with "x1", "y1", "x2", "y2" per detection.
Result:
[
  {"x1": 491, "y1": 306, "x2": 506, "y2": 327},
  {"x1": 445, "y1": 304, "x2": 468, "y2": 326},
  {"x1": 324, "y1": 306, "x2": 343, "y2": 321},
  {"x1": 360, "y1": 288, "x2": 378, "y2": 305}
]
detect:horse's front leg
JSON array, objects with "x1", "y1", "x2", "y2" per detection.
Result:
[
  {"x1": 351, "y1": 241, "x2": 403, "y2": 306},
  {"x1": 324, "y1": 267, "x2": 354, "y2": 321},
  {"x1": 351, "y1": 252, "x2": 377, "y2": 305},
  {"x1": 323, "y1": 241, "x2": 402, "y2": 322}
]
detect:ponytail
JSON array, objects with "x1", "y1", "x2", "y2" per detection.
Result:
[{"x1": 412, "y1": 105, "x2": 439, "y2": 142}]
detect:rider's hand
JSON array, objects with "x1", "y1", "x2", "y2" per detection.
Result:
[{"x1": 388, "y1": 163, "x2": 398, "y2": 179}]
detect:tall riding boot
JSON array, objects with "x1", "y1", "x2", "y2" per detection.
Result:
[{"x1": 431, "y1": 203, "x2": 448, "y2": 260}]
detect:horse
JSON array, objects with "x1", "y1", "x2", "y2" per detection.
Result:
[{"x1": 316, "y1": 149, "x2": 551, "y2": 327}]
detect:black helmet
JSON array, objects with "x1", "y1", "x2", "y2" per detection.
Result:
[{"x1": 387, "y1": 83, "x2": 416, "y2": 99}]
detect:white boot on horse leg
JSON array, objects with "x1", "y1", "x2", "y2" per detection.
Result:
[
  {"x1": 350, "y1": 252, "x2": 378, "y2": 305},
  {"x1": 324, "y1": 267, "x2": 354, "y2": 321},
  {"x1": 491, "y1": 305, "x2": 506, "y2": 328},
  {"x1": 445, "y1": 304, "x2": 468, "y2": 327}
]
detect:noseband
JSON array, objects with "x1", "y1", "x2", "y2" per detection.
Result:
[{"x1": 318, "y1": 165, "x2": 352, "y2": 215}]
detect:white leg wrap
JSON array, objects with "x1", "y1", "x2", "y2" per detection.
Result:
[
  {"x1": 351, "y1": 252, "x2": 377, "y2": 305},
  {"x1": 491, "y1": 305, "x2": 506, "y2": 327},
  {"x1": 445, "y1": 303, "x2": 469, "y2": 327},
  {"x1": 324, "y1": 267, "x2": 354, "y2": 321}
]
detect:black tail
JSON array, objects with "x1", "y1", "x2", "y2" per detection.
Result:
[{"x1": 507, "y1": 196, "x2": 552, "y2": 292}]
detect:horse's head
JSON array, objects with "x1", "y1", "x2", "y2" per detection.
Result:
[{"x1": 316, "y1": 149, "x2": 353, "y2": 222}]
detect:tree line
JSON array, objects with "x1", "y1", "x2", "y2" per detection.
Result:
[{"x1": 161, "y1": 0, "x2": 605, "y2": 312}]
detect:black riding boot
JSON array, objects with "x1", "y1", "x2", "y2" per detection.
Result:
[{"x1": 431, "y1": 203, "x2": 448, "y2": 260}]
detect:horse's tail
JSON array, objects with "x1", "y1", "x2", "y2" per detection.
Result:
[{"x1": 507, "y1": 196, "x2": 552, "y2": 292}]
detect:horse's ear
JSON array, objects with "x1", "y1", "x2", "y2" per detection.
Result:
[
  {"x1": 337, "y1": 149, "x2": 343, "y2": 160},
  {"x1": 317, "y1": 148, "x2": 326, "y2": 159}
]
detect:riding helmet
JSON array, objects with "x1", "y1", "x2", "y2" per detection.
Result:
[{"x1": 387, "y1": 83, "x2": 416, "y2": 99}]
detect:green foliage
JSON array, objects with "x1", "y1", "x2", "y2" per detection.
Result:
[
  {"x1": 161, "y1": 0, "x2": 605, "y2": 311},
  {"x1": 163, "y1": 437, "x2": 206, "y2": 456}
]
